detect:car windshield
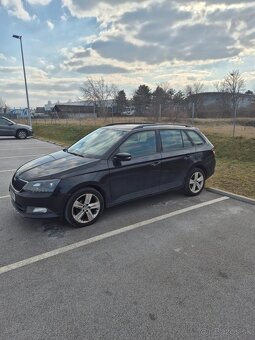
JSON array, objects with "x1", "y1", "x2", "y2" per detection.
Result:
[
  {"x1": 67, "y1": 127, "x2": 127, "y2": 158},
  {"x1": 2, "y1": 117, "x2": 15, "y2": 124}
]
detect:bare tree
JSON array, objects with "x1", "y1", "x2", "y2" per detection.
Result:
[
  {"x1": 185, "y1": 82, "x2": 205, "y2": 97},
  {"x1": 185, "y1": 82, "x2": 206, "y2": 118},
  {"x1": 214, "y1": 81, "x2": 231, "y2": 118},
  {"x1": 222, "y1": 70, "x2": 245, "y2": 137},
  {"x1": 80, "y1": 78, "x2": 117, "y2": 117}
]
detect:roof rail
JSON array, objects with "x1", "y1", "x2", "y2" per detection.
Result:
[
  {"x1": 133, "y1": 123, "x2": 192, "y2": 128},
  {"x1": 105, "y1": 122, "x2": 192, "y2": 128},
  {"x1": 105, "y1": 122, "x2": 152, "y2": 126}
]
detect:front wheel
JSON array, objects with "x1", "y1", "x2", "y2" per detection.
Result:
[
  {"x1": 16, "y1": 129, "x2": 28, "y2": 139},
  {"x1": 65, "y1": 187, "x2": 104, "y2": 227},
  {"x1": 184, "y1": 167, "x2": 205, "y2": 196}
]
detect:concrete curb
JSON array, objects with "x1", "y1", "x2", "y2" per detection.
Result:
[{"x1": 206, "y1": 188, "x2": 255, "y2": 205}]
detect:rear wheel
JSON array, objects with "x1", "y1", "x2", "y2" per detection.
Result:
[
  {"x1": 16, "y1": 129, "x2": 28, "y2": 139},
  {"x1": 184, "y1": 167, "x2": 205, "y2": 196},
  {"x1": 65, "y1": 187, "x2": 104, "y2": 227}
]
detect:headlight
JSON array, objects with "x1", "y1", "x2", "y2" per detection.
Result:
[{"x1": 23, "y1": 179, "x2": 60, "y2": 193}]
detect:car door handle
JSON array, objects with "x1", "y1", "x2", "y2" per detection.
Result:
[
  {"x1": 184, "y1": 155, "x2": 191, "y2": 160},
  {"x1": 151, "y1": 161, "x2": 161, "y2": 167}
]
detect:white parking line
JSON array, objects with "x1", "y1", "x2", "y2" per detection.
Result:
[
  {"x1": 0, "y1": 196, "x2": 229, "y2": 275},
  {"x1": 0, "y1": 195, "x2": 10, "y2": 199},
  {"x1": 0, "y1": 154, "x2": 44, "y2": 160},
  {"x1": 0, "y1": 169, "x2": 16, "y2": 173},
  {"x1": 0, "y1": 147, "x2": 59, "y2": 151}
]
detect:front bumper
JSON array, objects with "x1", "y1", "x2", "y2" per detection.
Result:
[{"x1": 9, "y1": 183, "x2": 67, "y2": 219}]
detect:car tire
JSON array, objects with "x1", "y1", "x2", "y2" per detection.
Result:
[
  {"x1": 65, "y1": 187, "x2": 104, "y2": 227},
  {"x1": 16, "y1": 129, "x2": 28, "y2": 139},
  {"x1": 184, "y1": 167, "x2": 205, "y2": 196}
]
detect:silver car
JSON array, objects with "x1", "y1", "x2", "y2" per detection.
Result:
[{"x1": 0, "y1": 116, "x2": 33, "y2": 139}]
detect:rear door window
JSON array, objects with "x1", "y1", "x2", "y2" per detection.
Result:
[
  {"x1": 160, "y1": 130, "x2": 183, "y2": 152},
  {"x1": 185, "y1": 130, "x2": 205, "y2": 145}
]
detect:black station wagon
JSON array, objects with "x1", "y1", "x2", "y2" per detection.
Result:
[{"x1": 9, "y1": 123, "x2": 215, "y2": 227}]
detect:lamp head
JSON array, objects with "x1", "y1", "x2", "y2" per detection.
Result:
[{"x1": 12, "y1": 35, "x2": 21, "y2": 39}]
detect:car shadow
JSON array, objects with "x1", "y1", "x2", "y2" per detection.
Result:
[
  {"x1": 0, "y1": 137, "x2": 33, "y2": 141},
  {"x1": 23, "y1": 190, "x2": 185, "y2": 234}
]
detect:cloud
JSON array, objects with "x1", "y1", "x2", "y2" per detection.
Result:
[
  {"x1": 0, "y1": 53, "x2": 16, "y2": 63},
  {"x1": 0, "y1": 0, "x2": 51, "y2": 21},
  {"x1": 76, "y1": 64, "x2": 129, "y2": 74},
  {"x1": 27, "y1": 0, "x2": 51, "y2": 4},
  {"x1": 2, "y1": 0, "x2": 255, "y2": 106},
  {"x1": 61, "y1": 13, "x2": 68, "y2": 21},
  {"x1": 47, "y1": 20, "x2": 54, "y2": 30},
  {"x1": 0, "y1": 0, "x2": 32, "y2": 21},
  {"x1": 0, "y1": 65, "x2": 83, "y2": 105},
  {"x1": 69, "y1": 0, "x2": 253, "y2": 66},
  {"x1": 62, "y1": 0, "x2": 153, "y2": 22},
  {"x1": 0, "y1": 53, "x2": 8, "y2": 61}
]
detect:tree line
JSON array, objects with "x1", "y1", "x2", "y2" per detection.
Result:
[{"x1": 80, "y1": 70, "x2": 253, "y2": 126}]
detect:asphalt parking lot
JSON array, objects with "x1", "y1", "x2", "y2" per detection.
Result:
[{"x1": 0, "y1": 136, "x2": 255, "y2": 340}]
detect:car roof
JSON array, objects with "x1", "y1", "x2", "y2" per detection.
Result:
[{"x1": 105, "y1": 123, "x2": 195, "y2": 131}]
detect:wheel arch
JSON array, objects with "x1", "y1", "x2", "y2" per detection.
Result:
[
  {"x1": 66, "y1": 182, "x2": 107, "y2": 206},
  {"x1": 190, "y1": 163, "x2": 207, "y2": 178}
]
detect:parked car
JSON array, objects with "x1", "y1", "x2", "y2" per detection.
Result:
[
  {"x1": 0, "y1": 116, "x2": 33, "y2": 139},
  {"x1": 9, "y1": 123, "x2": 215, "y2": 227},
  {"x1": 121, "y1": 107, "x2": 135, "y2": 116}
]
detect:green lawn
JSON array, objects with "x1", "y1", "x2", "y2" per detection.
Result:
[
  {"x1": 33, "y1": 124, "x2": 255, "y2": 199},
  {"x1": 205, "y1": 134, "x2": 255, "y2": 198}
]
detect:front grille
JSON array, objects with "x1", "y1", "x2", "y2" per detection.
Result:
[{"x1": 12, "y1": 176, "x2": 27, "y2": 192}]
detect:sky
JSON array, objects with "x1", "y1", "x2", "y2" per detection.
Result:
[{"x1": 0, "y1": 0, "x2": 255, "y2": 108}]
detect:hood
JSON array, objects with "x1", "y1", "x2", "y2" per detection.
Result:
[
  {"x1": 16, "y1": 123, "x2": 32, "y2": 130},
  {"x1": 15, "y1": 150, "x2": 101, "y2": 181}
]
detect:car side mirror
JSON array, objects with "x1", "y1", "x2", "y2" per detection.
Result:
[
  {"x1": 114, "y1": 153, "x2": 132, "y2": 162},
  {"x1": 8, "y1": 122, "x2": 14, "y2": 126}
]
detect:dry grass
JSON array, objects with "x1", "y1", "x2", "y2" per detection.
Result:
[
  {"x1": 16, "y1": 116, "x2": 255, "y2": 139},
  {"x1": 197, "y1": 124, "x2": 255, "y2": 139},
  {"x1": 206, "y1": 160, "x2": 255, "y2": 199}
]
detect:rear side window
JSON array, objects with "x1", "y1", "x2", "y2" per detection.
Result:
[
  {"x1": 185, "y1": 130, "x2": 205, "y2": 145},
  {"x1": 182, "y1": 131, "x2": 193, "y2": 148},
  {"x1": 119, "y1": 131, "x2": 157, "y2": 157},
  {"x1": 160, "y1": 130, "x2": 183, "y2": 152}
]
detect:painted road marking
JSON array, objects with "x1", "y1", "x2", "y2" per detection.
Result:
[
  {"x1": 0, "y1": 196, "x2": 229, "y2": 275},
  {"x1": 0, "y1": 195, "x2": 10, "y2": 199},
  {"x1": 0, "y1": 154, "x2": 45, "y2": 160},
  {"x1": 0, "y1": 169, "x2": 16, "y2": 173},
  {"x1": 0, "y1": 147, "x2": 59, "y2": 151}
]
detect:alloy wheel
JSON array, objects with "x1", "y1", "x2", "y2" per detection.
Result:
[
  {"x1": 71, "y1": 193, "x2": 101, "y2": 224},
  {"x1": 189, "y1": 171, "x2": 204, "y2": 194},
  {"x1": 17, "y1": 130, "x2": 27, "y2": 139}
]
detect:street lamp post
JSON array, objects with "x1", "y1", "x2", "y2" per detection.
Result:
[{"x1": 12, "y1": 35, "x2": 32, "y2": 128}]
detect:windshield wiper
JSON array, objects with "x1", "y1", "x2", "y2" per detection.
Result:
[{"x1": 64, "y1": 149, "x2": 85, "y2": 158}]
